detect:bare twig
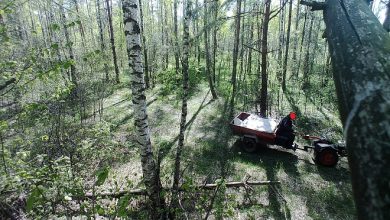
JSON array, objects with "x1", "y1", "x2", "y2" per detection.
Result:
[{"x1": 203, "y1": 184, "x2": 221, "y2": 220}]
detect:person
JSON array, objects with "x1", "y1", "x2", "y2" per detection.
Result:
[{"x1": 275, "y1": 112, "x2": 297, "y2": 150}]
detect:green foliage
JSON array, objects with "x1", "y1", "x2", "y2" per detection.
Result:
[
  {"x1": 157, "y1": 64, "x2": 205, "y2": 98},
  {"x1": 0, "y1": 0, "x2": 350, "y2": 218},
  {"x1": 95, "y1": 166, "x2": 109, "y2": 186},
  {"x1": 117, "y1": 195, "x2": 130, "y2": 217},
  {"x1": 26, "y1": 187, "x2": 42, "y2": 212}
]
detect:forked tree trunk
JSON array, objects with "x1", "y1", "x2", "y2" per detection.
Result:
[
  {"x1": 204, "y1": 0, "x2": 218, "y2": 99},
  {"x1": 302, "y1": 0, "x2": 390, "y2": 219},
  {"x1": 106, "y1": 0, "x2": 120, "y2": 83},
  {"x1": 122, "y1": 1, "x2": 165, "y2": 218}
]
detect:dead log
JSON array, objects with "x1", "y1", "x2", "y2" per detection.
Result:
[{"x1": 77, "y1": 180, "x2": 281, "y2": 200}]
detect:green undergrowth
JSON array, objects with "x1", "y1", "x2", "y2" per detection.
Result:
[
  {"x1": 93, "y1": 74, "x2": 355, "y2": 219},
  {"x1": 14, "y1": 70, "x2": 352, "y2": 218}
]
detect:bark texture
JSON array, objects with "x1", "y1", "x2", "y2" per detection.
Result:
[
  {"x1": 306, "y1": 0, "x2": 390, "y2": 219},
  {"x1": 122, "y1": 1, "x2": 164, "y2": 218}
]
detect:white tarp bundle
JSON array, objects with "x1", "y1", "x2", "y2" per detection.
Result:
[
  {"x1": 233, "y1": 114, "x2": 278, "y2": 134},
  {"x1": 371, "y1": 0, "x2": 389, "y2": 24}
]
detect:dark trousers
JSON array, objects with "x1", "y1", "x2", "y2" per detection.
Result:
[{"x1": 275, "y1": 131, "x2": 295, "y2": 148}]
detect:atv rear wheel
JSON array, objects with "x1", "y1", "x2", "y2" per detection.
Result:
[
  {"x1": 241, "y1": 137, "x2": 257, "y2": 153},
  {"x1": 315, "y1": 148, "x2": 339, "y2": 167}
]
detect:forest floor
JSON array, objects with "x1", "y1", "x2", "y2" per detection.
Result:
[{"x1": 94, "y1": 77, "x2": 356, "y2": 219}]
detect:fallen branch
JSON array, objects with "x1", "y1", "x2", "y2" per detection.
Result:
[
  {"x1": 77, "y1": 180, "x2": 281, "y2": 200},
  {"x1": 198, "y1": 180, "x2": 280, "y2": 190}
]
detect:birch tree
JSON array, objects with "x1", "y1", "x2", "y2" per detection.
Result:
[
  {"x1": 172, "y1": 0, "x2": 191, "y2": 216},
  {"x1": 122, "y1": 1, "x2": 165, "y2": 218}
]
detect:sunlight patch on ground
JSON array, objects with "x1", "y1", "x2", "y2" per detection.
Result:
[{"x1": 98, "y1": 81, "x2": 354, "y2": 219}]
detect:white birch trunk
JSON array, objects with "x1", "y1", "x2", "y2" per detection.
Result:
[{"x1": 122, "y1": 1, "x2": 164, "y2": 218}]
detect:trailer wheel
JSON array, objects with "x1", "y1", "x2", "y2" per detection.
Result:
[
  {"x1": 241, "y1": 137, "x2": 257, "y2": 153},
  {"x1": 316, "y1": 148, "x2": 339, "y2": 167}
]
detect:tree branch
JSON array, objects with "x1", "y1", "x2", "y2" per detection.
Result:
[
  {"x1": 0, "y1": 78, "x2": 16, "y2": 91},
  {"x1": 270, "y1": 0, "x2": 290, "y2": 20},
  {"x1": 300, "y1": 0, "x2": 327, "y2": 11}
]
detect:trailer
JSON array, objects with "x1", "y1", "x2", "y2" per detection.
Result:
[{"x1": 230, "y1": 112, "x2": 347, "y2": 167}]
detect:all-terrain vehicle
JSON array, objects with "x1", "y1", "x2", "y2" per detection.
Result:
[{"x1": 230, "y1": 112, "x2": 347, "y2": 167}]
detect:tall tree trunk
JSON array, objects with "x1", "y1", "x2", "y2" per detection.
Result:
[
  {"x1": 230, "y1": 0, "x2": 242, "y2": 114},
  {"x1": 159, "y1": 1, "x2": 166, "y2": 70},
  {"x1": 173, "y1": 0, "x2": 180, "y2": 75},
  {"x1": 195, "y1": 0, "x2": 201, "y2": 66},
  {"x1": 246, "y1": 6, "x2": 255, "y2": 76},
  {"x1": 302, "y1": 15, "x2": 314, "y2": 89},
  {"x1": 256, "y1": 2, "x2": 264, "y2": 111},
  {"x1": 139, "y1": 0, "x2": 150, "y2": 89},
  {"x1": 172, "y1": 0, "x2": 191, "y2": 215},
  {"x1": 96, "y1": 0, "x2": 110, "y2": 81},
  {"x1": 72, "y1": 0, "x2": 86, "y2": 47},
  {"x1": 122, "y1": 1, "x2": 165, "y2": 218},
  {"x1": 60, "y1": 3, "x2": 78, "y2": 87},
  {"x1": 163, "y1": 1, "x2": 169, "y2": 69},
  {"x1": 301, "y1": 0, "x2": 390, "y2": 219},
  {"x1": 277, "y1": 0, "x2": 286, "y2": 83},
  {"x1": 204, "y1": 0, "x2": 218, "y2": 100},
  {"x1": 292, "y1": 4, "x2": 300, "y2": 61},
  {"x1": 260, "y1": 0, "x2": 271, "y2": 117},
  {"x1": 295, "y1": 8, "x2": 308, "y2": 79},
  {"x1": 237, "y1": 0, "x2": 246, "y2": 98},
  {"x1": 106, "y1": 0, "x2": 120, "y2": 83},
  {"x1": 282, "y1": 0, "x2": 293, "y2": 91},
  {"x1": 212, "y1": 0, "x2": 219, "y2": 83}
]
